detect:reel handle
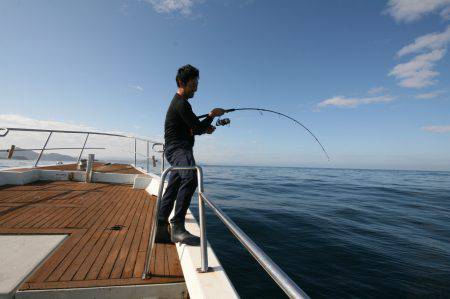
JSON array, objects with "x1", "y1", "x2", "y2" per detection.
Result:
[{"x1": 216, "y1": 118, "x2": 231, "y2": 126}]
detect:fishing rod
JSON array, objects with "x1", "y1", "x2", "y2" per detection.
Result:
[{"x1": 198, "y1": 107, "x2": 330, "y2": 161}]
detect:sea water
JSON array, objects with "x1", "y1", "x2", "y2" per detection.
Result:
[
  {"x1": 191, "y1": 166, "x2": 450, "y2": 298},
  {"x1": 1, "y1": 161, "x2": 449, "y2": 298}
]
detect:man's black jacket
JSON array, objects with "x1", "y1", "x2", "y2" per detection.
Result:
[{"x1": 164, "y1": 93, "x2": 213, "y2": 150}]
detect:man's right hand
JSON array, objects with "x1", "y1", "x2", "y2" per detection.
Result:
[
  {"x1": 205, "y1": 125, "x2": 216, "y2": 134},
  {"x1": 209, "y1": 108, "x2": 225, "y2": 118}
]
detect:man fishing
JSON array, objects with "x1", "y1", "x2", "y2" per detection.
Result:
[{"x1": 156, "y1": 64, "x2": 224, "y2": 245}]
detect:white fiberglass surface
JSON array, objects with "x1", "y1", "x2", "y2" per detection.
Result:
[{"x1": 0, "y1": 235, "x2": 66, "y2": 299}]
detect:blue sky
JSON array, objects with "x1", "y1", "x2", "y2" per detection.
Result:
[{"x1": 1, "y1": 0, "x2": 449, "y2": 170}]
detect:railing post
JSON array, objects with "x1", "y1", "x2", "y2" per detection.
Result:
[
  {"x1": 146, "y1": 141, "x2": 149, "y2": 173},
  {"x1": 196, "y1": 166, "x2": 209, "y2": 273},
  {"x1": 142, "y1": 166, "x2": 173, "y2": 279},
  {"x1": 85, "y1": 154, "x2": 95, "y2": 183},
  {"x1": 77, "y1": 133, "x2": 90, "y2": 163},
  {"x1": 134, "y1": 138, "x2": 137, "y2": 167},
  {"x1": 34, "y1": 132, "x2": 52, "y2": 167},
  {"x1": 161, "y1": 150, "x2": 165, "y2": 173},
  {"x1": 7, "y1": 145, "x2": 15, "y2": 159}
]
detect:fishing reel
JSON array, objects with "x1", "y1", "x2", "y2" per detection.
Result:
[{"x1": 216, "y1": 118, "x2": 231, "y2": 126}]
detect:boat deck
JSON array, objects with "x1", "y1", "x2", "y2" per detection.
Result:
[{"x1": 0, "y1": 164, "x2": 183, "y2": 291}]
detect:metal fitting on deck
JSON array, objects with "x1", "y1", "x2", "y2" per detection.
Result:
[{"x1": 85, "y1": 154, "x2": 94, "y2": 183}]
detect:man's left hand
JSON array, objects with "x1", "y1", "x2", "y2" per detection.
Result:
[
  {"x1": 209, "y1": 108, "x2": 225, "y2": 118},
  {"x1": 206, "y1": 125, "x2": 216, "y2": 134}
]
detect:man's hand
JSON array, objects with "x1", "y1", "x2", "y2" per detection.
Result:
[
  {"x1": 205, "y1": 125, "x2": 216, "y2": 134},
  {"x1": 209, "y1": 108, "x2": 225, "y2": 118}
]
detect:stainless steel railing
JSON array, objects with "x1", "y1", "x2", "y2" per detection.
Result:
[
  {"x1": 143, "y1": 166, "x2": 310, "y2": 299},
  {"x1": 0, "y1": 127, "x2": 164, "y2": 172}
]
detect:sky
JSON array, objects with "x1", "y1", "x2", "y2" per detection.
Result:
[{"x1": 0, "y1": 0, "x2": 449, "y2": 170}]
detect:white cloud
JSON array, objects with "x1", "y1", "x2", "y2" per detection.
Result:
[
  {"x1": 129, "y1": 85, "x2": 144, "y2": 92},
  {"x1": 415, "y1": 90, "x2": 445, "y2": 99},
  {"x1": 368, "y1": 86, "x2": 385, "y2": 95},
  {"x1": 385, "y1": 0, "x2": 450, "y2": 22},
  {"x1": 317, "y1": 95, "x2": 395, "y2": 109},
  {"x1": 415, "y1": 92, "x2": 438, "y2": 99},
  {"x1": 397, "y1": 25, "x2": 450, "y2": 57},
  {"x1": 0, "y1": 114, "x2": 95, "y2": 131},
  {"x1": 390, "y1": 27, "x2": 450, "y2": 89},
  {"x1": 389, "y1": 48, "x2": 446, "y2": 88},
  {"x1": 145, "y1": 0, "x2": 196, "y2": 15},
  {"x1": 422, "y1": 125, "x2": 450, "y2": 133}
]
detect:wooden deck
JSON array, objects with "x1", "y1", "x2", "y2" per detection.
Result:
[{"x1": 0, "y1": 164, "x2": 183, "y2": 291}]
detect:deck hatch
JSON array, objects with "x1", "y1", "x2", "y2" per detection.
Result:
[{"x1": 0, "y1": 235, "x2": 67, "y2": 299}]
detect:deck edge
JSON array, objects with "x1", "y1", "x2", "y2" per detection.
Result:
[{"x1": 15, "y1": 282, "x2": 188, "y2": 299}]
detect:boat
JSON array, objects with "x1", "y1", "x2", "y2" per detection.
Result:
[{"x1": 0, "y1": 127, "x2": 309, "y2": 299}]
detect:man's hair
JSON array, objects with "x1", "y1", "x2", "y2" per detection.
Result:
[{"x1": 176, "y1": 64, "x2": 199, "y2": 87}]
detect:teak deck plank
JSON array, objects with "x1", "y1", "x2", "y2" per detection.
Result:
[
  {"x1": 167, "y1": 243, "x2": 182, "y2": 277},
  {"x1": 122, "y1": 193, "x2": 150, "y2": 278},
  {"x1": 110, "y1": 192, "x2": 146, "y2": 279},
  {"x1": 97, "y1": 191, "x2": 143, "y2": 280},
  {"x1": 0, "y1": 164, "x2": 184, "y2": 291},
  {"x1": 72, "y1": 187, "x2": 131, "y2": 281},
  {"x1": 84, "y1": 192, "x2": 136, "y2": 280},
  {"x1": 155, "y1": 243, "x2": 166, "y2": 276},
  {"x1": 46, "y1": 187, "x2": 132, "y2": 282},
  {"x1": 59, "y1": 187, "x2": 131, "y2": 281}
]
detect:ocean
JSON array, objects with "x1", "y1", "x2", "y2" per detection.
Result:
[
  {"x1": 1, "y1": 161, "x2": 449, "y2": 298},
  {"x1": 191, "y1": 166, "x2": 450, "y2": 298}
]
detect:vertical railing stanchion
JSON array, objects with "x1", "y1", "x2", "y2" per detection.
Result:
[
  {"x1": 85, "y1": 154, "x2": 95, "y2": 183},
  {"x1": 143, "y1": 166, "x2": 172, "y2": 279},
  {"x1": 77, "y1": 133, "x2": 90, "y2": 163},
  {"x1": 146, "y1": 141, "x2": 150, "y2": 173},
  {"x1": 196, "y1": 166, "x2": 209, "y2": 272},
  {"x1": 134, "y1": 138, "x2": 137, "y2": 167},
  {"x1": 34, "y1": 132, "x2": 53, "y2": 167},
  {"x1": 161, "y1": 149, "x2": 165, "y2": 173}
]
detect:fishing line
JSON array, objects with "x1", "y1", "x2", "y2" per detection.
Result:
[{"x1": 198, "y1": 107, "x2": 330, "y2": 161}]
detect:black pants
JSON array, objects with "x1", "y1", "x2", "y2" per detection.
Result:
[{"x1": 158, "y1": 147, "x2": 198, "y2": 224}]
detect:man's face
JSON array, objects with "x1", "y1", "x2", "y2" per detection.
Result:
[{"x1": 184, "y1": 78, "x2": 198, "y2": 99}]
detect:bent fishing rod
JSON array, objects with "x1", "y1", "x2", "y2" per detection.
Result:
[{"x1": 197, "y1": 107, "x2": 330, "y2": 161}]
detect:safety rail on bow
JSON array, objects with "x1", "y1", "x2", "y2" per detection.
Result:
[
  {"x1": 0, "y1": 127, "x2": 165, "y2": 172},
  {"x1": 143, "y1": 166, "x2": 310, "y2": 299}
]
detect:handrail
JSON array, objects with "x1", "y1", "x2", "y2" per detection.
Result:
[
  {"x1": 200, "y1": 193, "x2": 310, "y2": 299},
  {"x1": 0, "y1": 127, "x2": 164, "y2": 171},
  {"x1": 0, "y1": 147, "x2": 105, "y2": 151},
  {"x1": 0, "y1": 127, "x2": 159, "y2": 143},
  {"x1": 143, "y1": 166, "x2": 310, "y2": 299}
]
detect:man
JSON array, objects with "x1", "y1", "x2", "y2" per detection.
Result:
[{"x1": 156, "y1": 64, "x2": 224, "y2": 245}]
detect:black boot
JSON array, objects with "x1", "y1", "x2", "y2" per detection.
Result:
[
  {"x1": 170, "y1": 222, "x2": 200, "y2": 246},
  {"x1": 155, "y1": 219, "x2": 172, "y2": 244}
]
